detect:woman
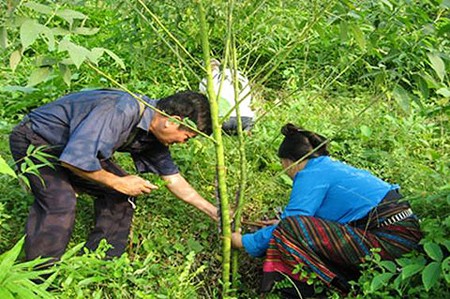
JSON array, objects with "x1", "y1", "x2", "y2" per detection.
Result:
[{"x1": 232, "y1": 123, "x2": 422, "y2": 297}]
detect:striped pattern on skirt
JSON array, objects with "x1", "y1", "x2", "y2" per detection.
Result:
[{"x1": 262, "y1": 215, "x2": 422, "y2": 290}]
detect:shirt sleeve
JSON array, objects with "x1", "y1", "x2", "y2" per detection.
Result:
[
  {"x1": 131, "y1": 145, "x2": 179, "y2": 175},
  {"x1": 242, "y1": 225, "x2": 277, "y2": 257},
  {"x1": 281, "y1": 171, "x2": 329, "y2": 218},
  {"x1": 59, "y1": 105, "x2": 131, "y2": 171}
]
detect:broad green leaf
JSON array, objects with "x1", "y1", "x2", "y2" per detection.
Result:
[
  {"x1": 0, "y1": 237, "x2": 25, "y2": 282},
  {"x1": 0, "y1": 155, "x2": 16, "y2": 178},
  {"x1": 87, "y1": 47, "x2": 105, "y2": 64},
  {"x1": 442, "y1": 257, "x2": 450, "y2": 283},
  {"x1": 40, "y1": 28, "x2": 55, "y2": 51},
  {"x1": 436, "y1": 88, "x2": 450, "y2": 98},
  {"x1": 23, "y1": 2, "x2": 53, "y2": 14},
  {"x1": 0, "y1": 26, "x2": 7, "y2": 49},
  {"x1": 379, "y1": 260, "x2": 397, "y2": 273},
  {"x1": 27, "y1": 67, "x2": 51, "y2": 87},
  {"x1": 0, "y1": 86, "x2": 38, "y2": 93},
  {"x1": 370, "y1": 272, "x2": 393, "y2": 291},
  {"x1": 104, "y1": 49, "x2": 126, "y2": 70},
  {"x1": 360, "y1": 125, "x2": 372, "y2": 137},
  {"x1": 51, "y1": 27, "x2": 70, "y2": 36},
  {"x1": 392, "y1": 85, "x2": 411, "y2": 114},
  {"x1": 35, "y1": 56, "x2": 57, "y2": 67},
  {"x1": 72, "y1": 27, "x2": 100, "y2": 35},
  {"x1": 56, "y1": 9, "x2": 86, "y2": 27},
  {"x1": 58, "y1": 39, "x2": 90, "y2": 69},
  {"x1": 20, "y1": 20, "x2": 47, "y2": 50},
  {"x1": 427, "y1": 53, "x2": 446, "y2": 82},
  {"x1": 402, "y1": 263, "x2": 425, "y2": 279},
  {"x1": 9, "y1": 50, "x2": 21, "y2": 72},
  {"x1": 59, "y1": 63, "x2": 72, "y2": 86},
  {"x1": 424, "y1": 242, "x2": 444, "y2": 261},
  {"x1": 441, "y1": 0, "x2": 450, "y2": 9},
  {"x1": 422, "y1": 262, "x2": 441, "y2": 291},
  {"x1": 443, "y1": 240, "x2": 450, "y2": 252}
]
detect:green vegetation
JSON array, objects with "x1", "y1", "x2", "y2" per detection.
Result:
[{"x1": 1, "y1": 0, "x2": 449, "y2": 298}]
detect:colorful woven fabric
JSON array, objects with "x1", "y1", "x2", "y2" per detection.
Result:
[{"x1": 262, "y1": 215, "x2": 422, "y2": 291}]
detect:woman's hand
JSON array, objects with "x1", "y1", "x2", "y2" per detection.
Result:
[
  {"x1": 231, "y1": 232, "x2": 243, "y2": 249},
  {"x1": 258, "y1": 219, "x2": 280, "y2": 226}
]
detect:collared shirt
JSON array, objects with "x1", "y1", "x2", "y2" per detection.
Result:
[
  {"x1": 242, "y1": 156, "x2": 399, "y2": 257},
  {"x1": 28, "y1": 89, "x2": 178, "y2": 175}
]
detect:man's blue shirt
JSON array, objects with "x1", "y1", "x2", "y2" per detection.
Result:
[
  {"x1": 28, "y1": 89, "x2": 178, "y2": 175},
  {"x1": 242, "y1": 156, "x2": 399, "y2": 257}
]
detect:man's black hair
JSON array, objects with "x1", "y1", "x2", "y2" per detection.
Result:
[{"x1": 157, "y1": 91, "x2": 212, "y2": 135}]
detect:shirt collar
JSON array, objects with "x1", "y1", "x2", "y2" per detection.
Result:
[{"x1": 137, "y1": 98, "x2": 158, "y2": 131}]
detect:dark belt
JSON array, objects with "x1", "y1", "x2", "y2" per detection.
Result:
[{"x1": 350, "y1": 189, "x2": 416, "y2": 229}]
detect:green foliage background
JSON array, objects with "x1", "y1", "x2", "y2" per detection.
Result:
[{"x1": 0, "y1": 0, "x2": 449, "y2": 298}]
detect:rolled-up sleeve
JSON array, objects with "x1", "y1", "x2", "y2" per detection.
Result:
[
  {"x1": 131, "y1": 145, "x2": 179, "y2": 175},
  {"x1": 242, "y1": 225, "x2": 277, "y2": 257}
]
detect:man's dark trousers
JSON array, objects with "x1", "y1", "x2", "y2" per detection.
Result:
[{"x1": 9, "y1": 121, "x2": 134, "y2": 261}]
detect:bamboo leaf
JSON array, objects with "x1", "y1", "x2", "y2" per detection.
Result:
[
  {"x1": 20, "y1": 20, "x2": 47, "y2": 50},
  {"x1": 26, "y1": 144, "x2": 36, "y2": 156},
  {"x1": 360, "y1": 125, "x2": 372, "y2": 137},
  {"x1": 27, "y1": 67, "x2": 51, "y2": 87},
  {"x1": 350, "y1": 24, "x2": 366, "y2": 50},
  {"x1": 5, "y1": 283, "x2": 38, "y2": 298},
  {"x1": 422, "y1": 262, "x2": 441, "y2": 291},
  {"x1": 427, "y1": 53, "x2": 446, "y2": 82},
  {"x1": 0, "y1": 288, "x2": 14, "y2": 299},
  {"x1": 0, "y1": 155, "x2": 16, "y2": 178},
  {"x1": 9, "y1": 50, "x2": 21, "y2": 72},
  {"x1": 0, "y1": 237, "x2": 25, "y2": 282},
  {"x1": 23, "y1": 2, "x2": 53, "y2": 14}
]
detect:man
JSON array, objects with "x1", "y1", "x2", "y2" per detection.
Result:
[
  {"x1": 9, "y1": 89, "x2": 218, "y2": 261},
  {"x1": 199, "y1": 59, "x2": 255, "y2": 134}
]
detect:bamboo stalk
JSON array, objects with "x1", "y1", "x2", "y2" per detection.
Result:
[
  {"x1": 197, "y1": 0, "x2": 232, "y2": 295},
  {"x1": 231, "y1": 32, "x2": 249, "y2": 292}
]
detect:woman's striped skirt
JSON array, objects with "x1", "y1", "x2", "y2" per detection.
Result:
[{"x1": 261, "y1": 197, "x2": 422, "y2": 293}]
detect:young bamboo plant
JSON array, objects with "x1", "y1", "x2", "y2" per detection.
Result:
[{"x1": 197, "y1": 1, "x2": 233, "y2": 295}]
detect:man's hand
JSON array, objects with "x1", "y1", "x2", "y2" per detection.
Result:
[
  {"x1": 61, "y1": 162, "x2": 158, "y2": 197},
  {"x1": 112, "y1": 175, "x2": 158, "y2": 197}
]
